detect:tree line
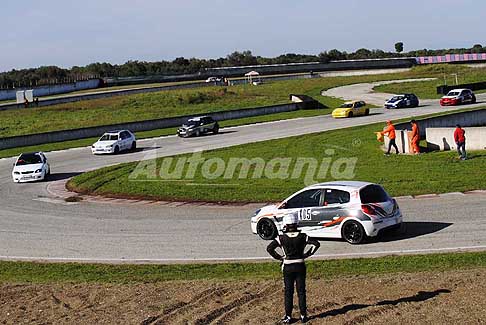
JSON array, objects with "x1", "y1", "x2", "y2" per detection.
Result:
[{"x1": 1, "y1": 44, "x2": 485, "y2": 89}]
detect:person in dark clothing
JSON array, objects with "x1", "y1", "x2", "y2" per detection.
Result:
[
  {"x1": 454, "y1": 124, "x2": 467, "y2": 160},
  {"x1": 267, "y1": 214, "x2": 320, "y2": 324}
]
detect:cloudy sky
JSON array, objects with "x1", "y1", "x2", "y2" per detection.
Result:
[{"x1": 0, "y1": 0, "x2": 484, "y2": 72}]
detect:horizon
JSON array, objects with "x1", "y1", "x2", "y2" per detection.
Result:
[{"x1": 1, "y1": 0, "x2": 484, "y2": 72}]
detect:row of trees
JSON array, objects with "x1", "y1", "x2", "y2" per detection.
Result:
[{"x1": 2, "y1": 44, "x2": 486, "y2": 88}]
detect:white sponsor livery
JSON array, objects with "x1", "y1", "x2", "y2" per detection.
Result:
[
  {"x1": 251, "y1": 181, "x2": 403, "y2": 244},
  {"x1": 91, "y1": 130, "x2": 136, "y2": 155}
]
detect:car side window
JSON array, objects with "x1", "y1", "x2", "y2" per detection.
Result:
[
  {"x1": 285, "y1": 189, "x2": 322, "y2": 209},
  {"x1": 323, "y1": 189, "x2": 350, "y2": 205}
]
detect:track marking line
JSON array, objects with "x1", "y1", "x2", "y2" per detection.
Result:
[{"x1": 1, "y1": 245, "x2": 486, "y2": 264}]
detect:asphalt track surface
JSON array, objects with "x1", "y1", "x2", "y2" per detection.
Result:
[{"x1": 1, "y1": 86, "x2": 485, "y2": 263}]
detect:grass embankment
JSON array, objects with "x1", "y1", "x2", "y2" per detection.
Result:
[
  {"x1": 374, "y1": 64, "x2": 486, "y2": 98},
  {"x1": 68, "y1": 119, "x2": 486, "y2": 202},
  {"x1": 0, "y1": 66, "x2": 457, "y2": 140},
  {"x1": 1, "y1": 252, "x2": 485, "y2": 284},
  {"x1": 0, "y1": 108, "x2": 342, "y2": 159}
]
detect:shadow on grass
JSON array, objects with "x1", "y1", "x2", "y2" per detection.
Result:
[
  {"x1": 372, "y1": 221, "x2": 453, "y2": 243},
  {"x1": 310, "y1": 289, "x2": 451, "y2": 321}
]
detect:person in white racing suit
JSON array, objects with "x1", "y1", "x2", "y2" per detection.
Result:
[{"x1": 266, "y1": 214, "x2": 320, "y2": 323}]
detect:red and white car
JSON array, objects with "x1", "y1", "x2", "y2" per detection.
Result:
[
  {"x1": 250, "y1": 181, "x2": 403, "y2": 244},
  {"x1": 440, "y1": 89, "x2": 476, "y2": 106}
]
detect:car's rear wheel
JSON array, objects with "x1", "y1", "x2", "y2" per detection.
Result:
[
  {"x1": 213, "y1": 124, "x2": 219, "y2": 134},
  {"x1": 195, "y1": 130, "x2": 200, "y2": 137},
  {"x1": 348, "y1": 112, "x2": 353, "y2": 118},
  {"x1": 365, "y1": 109, "x2": 370, "y2": 116},
  {"x1": 472, "y1": 95, "x2": 477, "y2": 104},
  {"x1": 131, "y1": 141, "x2": 137, "y2": 151},
  {"x1": 114, "y1": 146, "x2": 119, "y2": 154},
  {"x1": 341, "y1": 220, "x2": 366, "y2": 244},
  {"x1": 257, "y1": 218, "x2": 278, "y2": 240}
]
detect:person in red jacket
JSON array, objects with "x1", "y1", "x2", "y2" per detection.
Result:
[
  {"x1": 410, "y1": 120, "x2": 420, "y2": 154},
  {"x1": 381, "y1": 120, "x2": 399, "y2": 155},
  {"x1": 454, "y1": 124, "x2": 467, "y2": 160}
]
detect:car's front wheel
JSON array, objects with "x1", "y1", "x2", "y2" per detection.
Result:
[
  {"x1": 341, "y1": 220, "x2": 366, "y2": 244},
  {"x1": 257, "y1": 218, "x2": 278, "y2": 240},
  {"x1": 348, "y1": 112, "x2": 354, "y2": 118},
  {"x1": 114, "y1": 146, "x2": 120, "y2": 154}
]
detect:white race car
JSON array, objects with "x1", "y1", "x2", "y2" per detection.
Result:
[
  {"x1": 91, "y1": 130, "x2": 136, "y2": 154},
  {"x1": 251, "y1": 181, "x2": 403, "y2": 244},
  {"x1": 12, "y1": 152, "x2": 50, "y2": 183}
]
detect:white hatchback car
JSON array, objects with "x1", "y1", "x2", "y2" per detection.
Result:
[
  {"x1": 250, "y1": 181, "x2": 403, "y2": 244},
  {"x1": 12, "y1": 152, "x2": 50, "y2": 183},
  {"x1": 91, "y1": 130, "x2": 136, "y2": 154}
]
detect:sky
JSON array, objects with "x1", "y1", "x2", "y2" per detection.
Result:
[{"x1": 0, "y1": 0, "x2": 485, "y2": 72}]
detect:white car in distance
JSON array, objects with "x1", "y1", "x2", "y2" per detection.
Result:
[
  {"x1": 91, "y1": 130, "x2": 136, "y2": 155},
  {"x1": 12, "y1": 152, "x2": 50, "y2": 183}
]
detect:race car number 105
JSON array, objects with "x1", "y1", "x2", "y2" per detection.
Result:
[{"x1": 298, "y1": 209, "x2": 312, "y2": 221}]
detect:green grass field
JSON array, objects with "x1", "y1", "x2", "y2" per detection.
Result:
[
  {"x1": 1, "y1": 252, "x2": 485, "y2": 284},
  {"x1": 374, "y1": 65, "x2": 486, "y2": 99},
  {"x1": 68, "y1": 117, "x2": 486, "y2": 202},
  {"x1": 0, "y1": 66, "x2": 455, "y2": 139},
  {"x1": 0, "y1": 108, "x2": 339, "y2": 159}
]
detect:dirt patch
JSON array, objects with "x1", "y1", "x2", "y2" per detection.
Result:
[{"x1": 1, "y1": 269, "x2": 485, "y2": 324}]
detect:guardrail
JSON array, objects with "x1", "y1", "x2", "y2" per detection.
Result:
[{"x1": 0, "y1": 100, "x2": 317, "y2": 150}]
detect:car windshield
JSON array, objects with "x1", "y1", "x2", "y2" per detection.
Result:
[
  {"x1": 447, "y1": 91, "x2": 460, "y2": 96},
  {"x1": 100, "y1": 134, "x2": 118, "y2": 141},
  {"x1": 340, "y1": 103, "x2": 354, "y2": 108},
  {"x1": 186, "y1": 120, "x2": 200, "y2": 126},
  {"x1": 359, "y1": 185, "x2": 390, "y2": 203},
  {"x1": 390, "y1": 96, "x2": 404, "y2": 101},
  {"x1": 16, "y1": 153, "x2": 42, "y2": 166}
]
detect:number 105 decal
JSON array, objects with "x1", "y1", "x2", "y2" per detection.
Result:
[{"x1": 298, "y1": 209, "x2": 312, "y2": 221}]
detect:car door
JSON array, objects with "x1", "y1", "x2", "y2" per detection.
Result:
[
  {"x1": 404, "y1": 95, "x2": 412, "y2": 107},
  {"x1": 312, "y1": 189, "x2": 351, "y2": 229},
  {"x1": 354, "y1": 101, "x2": 364, "y2": 116},
  {"x1": 121, "y1": 132, "x2": 130, "y2": 150},
  {"x1": 279, "y1": 189, "x2": 323, "y2": 228},
  {"x1": 40, "y1": 153, "x2": 49, "y2": 173}
]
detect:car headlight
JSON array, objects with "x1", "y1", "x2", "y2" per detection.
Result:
[
  {"x1": 14, "y1": 171, "x2": 20, "y2": 175},
  {"x1": 35, "y1": 169, "x2": 42, "y2": 173},
  {"x1": 253, "y1": 209, "x2": 261, "y2": 217},
  {"x1": 106, "y1": 145, "x2": 113, "y2": 148}
]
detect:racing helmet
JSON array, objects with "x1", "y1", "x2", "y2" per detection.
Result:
[{"x1": 283, "y1": 213, "x2": 298, "y2": 226}]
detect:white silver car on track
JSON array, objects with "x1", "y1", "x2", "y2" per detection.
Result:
[
  {"x1": 251, "y1": 181, "x2": 403, "y2": 244},
  {"x1": 91, "y1": 130, "x2": 136, "y2": 154},
  {"x1": 12, "y1": 152, "x2": 50, "y2": 183}
]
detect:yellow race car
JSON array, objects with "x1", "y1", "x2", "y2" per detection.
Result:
[{"x1": 332, "y1": 101, "x2": 370, "y2": 118}]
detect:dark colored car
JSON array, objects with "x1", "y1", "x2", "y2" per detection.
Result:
[
  {"x1": 177, "y1": 116, "x2": 220, "y2": 138},
  {"x1": 440, "y1": 89, "x2": 476, "y2": 106},
  {"x1": 384, "y1": 94, "x2": 419, "y2": 109}
]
